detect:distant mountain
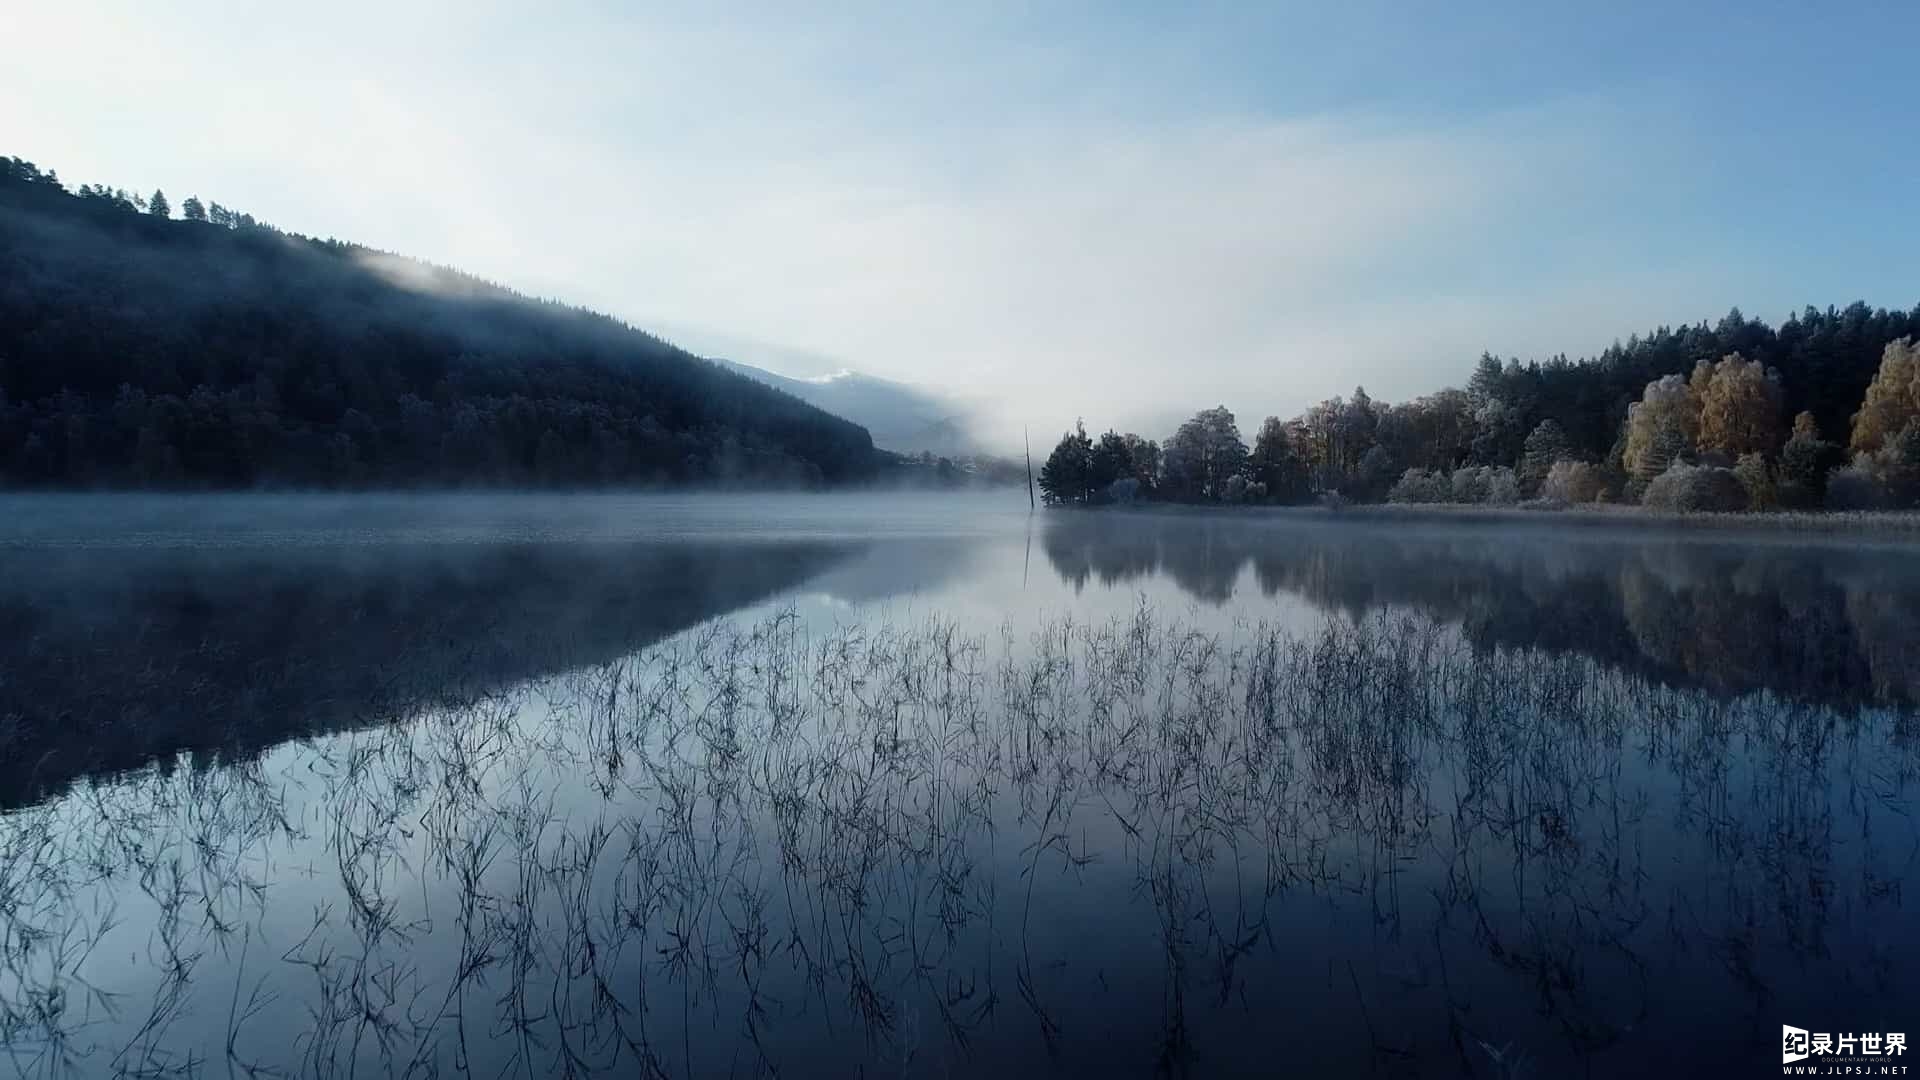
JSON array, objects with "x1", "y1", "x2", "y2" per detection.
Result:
[
  {"x1": 710, "y1": 357, "x2": 979, "y2": 457},
  {"x1": 0, "y1": 155, "x2": 880, "y2": 489}
]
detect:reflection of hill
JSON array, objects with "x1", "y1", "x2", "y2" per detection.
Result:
[
  {"x1": 0, "y1": 538, "x2": 857, "y2": 806},
  {"x1": 802, "y1": 536, "x2": 982, "y2": 604},
  {"x1": 1042, "y1": 512, "x2": 1917, "y2": 708}
]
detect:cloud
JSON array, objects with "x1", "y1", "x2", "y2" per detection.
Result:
[
  {"x1": 576, "y1": 100, "x2": 1692, "y2": 448},
  {"x1": 1, "y1": 2, "x2": 1723, "y2": 451}
]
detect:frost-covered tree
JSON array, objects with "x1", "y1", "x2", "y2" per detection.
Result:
[
  {"x1": 1623, "y1": 374, "x2": 1700, "y2": 484},
  {"x1": 1733, "y1": 453, "x2": 1776, "y2": 510},
  {"x1": 1355, "y1": 444, "x2": 1397, "y2": 500},
  {"x1": 1695, "y1": 353, "x2": 1784, "y2": 460},
  {"x1": 1388, "y1": 467, "x2": 1449, "y2": 504},
  {"x1": 1467, "y1": 368, "x2": 1526, "y2": 466},
  {"x1": 1540, "y1": 460, "x2": 1606, "y2": 504},
  {"x1": 1826, "y1": 459, "x2": 1885, "y2": 510},
  {"x1": 1446, "y1": 465, "x2": 1520, "y2": 505},
  {"x1": 1161, "y1": 406, "x2": 1248, "y2": 502},
  {"x1": 1643, "y1": 463, "x2": 1747, "y2": 513},
  {"x1": 1879, "y1": 421, "x2": 1920, "y2": 508},
  {"x1": 1520, "y1": 419, "x2": 1571, "y2": 493},
  {"x1": 1850, "y1": 337, "x2": 1920, "y2": 456}
]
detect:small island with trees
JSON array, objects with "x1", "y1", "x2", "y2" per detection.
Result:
[{"x1": 1038, "y1": 309, "x2": 1920, "y2": 518}]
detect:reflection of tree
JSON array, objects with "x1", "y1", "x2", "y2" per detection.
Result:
[
  {"x1": 1619, "y1": 554, "x2": 1867, "y2": 699},
  {"x1": 1844, "y1": 585, "x2": 1920, "y2": 706},
  {"x1": 1041, "y1": 511, "x2": 1920, "y2": 708},
  {"x1": 1039, "y1": 520, "x2": 1162, "y2": 594},
  {"x1": 0, "y1": 538, "x2": 859, "y2": 806},
  {"x1": 1158, "y1": 526, "x2": 1254, "y2": 604}
]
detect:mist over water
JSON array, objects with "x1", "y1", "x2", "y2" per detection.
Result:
[{"x1": 1, "y1": 492, "x2": 1915, "y2": 1076}]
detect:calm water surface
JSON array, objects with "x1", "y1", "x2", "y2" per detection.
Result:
[{"x1": 1, "y1": 492, "x2": 1915, "y2": 1077}]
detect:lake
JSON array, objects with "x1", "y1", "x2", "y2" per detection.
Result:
[{"x1": 1, "y1": 492, "x2": 1915, "y2": 1077}]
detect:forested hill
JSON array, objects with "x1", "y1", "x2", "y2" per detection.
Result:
[{"x1": 0, "y1": 156, "x2": 880, "y2": 488}]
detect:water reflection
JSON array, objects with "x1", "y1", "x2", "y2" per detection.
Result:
[
  {"x1": 1, "y1": 499, "x2": 1916, "y2": 1077},
  {"x1": 0, "y1": 607, "x2": 1911, "y2": 1076},
  {"x1": 0, "y1": 538, "x2": 861, "y2": 806},
  {"x1": 1043, "y1": 511, "x2": 1920, "y2": 707}
]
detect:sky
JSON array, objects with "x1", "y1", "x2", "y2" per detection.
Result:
[{"x1": 3, "y1": 1, "x2": 1916, "y2": 449}]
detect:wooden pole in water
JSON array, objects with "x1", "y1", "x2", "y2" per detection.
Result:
[{"x1": 1025, "y1": 427, "x2": 1036, "y2": 510}]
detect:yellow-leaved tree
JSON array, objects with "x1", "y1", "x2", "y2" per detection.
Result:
[
  {"x1": 1694, "y1": 354, "x2": 1784, "y2": 460},
  {"x1": 1850, "y1": 337, "x2": 1920, "y2": 455},
  {"x1": 1623, "y1": 374, "x2": 1699, "y2": 482}
]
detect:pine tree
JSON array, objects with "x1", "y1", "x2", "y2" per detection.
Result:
[
  {"x1": 1520, "y1": 419, "x2": 1571, "y2": 493},
  {"x1": 1778, "y1": 412, "x2": 1841, "y2": 508},
  {"x1": 148, "y1": 189, "x2": 170, "y2": 218},
  {"x1": 1120, "y1": 434, "x2": 1160, "y2": 491},
  {"x1": 1088, "y1": 430, "x2": 1133, "y2": 495},
  {"x1": 1037, "y1": 422, "x2": 1094, "y2": 505},
  {"x1": 1249, "y1": 416, "x2": 1309, "y2": 502},
  {"x1": 181, "y1": 196, "x2": 206, "y2": 222}
]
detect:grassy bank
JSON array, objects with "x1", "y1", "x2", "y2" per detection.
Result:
[{"x1": 1067, "y1": 498, "x2": 1920, "y2": 541}]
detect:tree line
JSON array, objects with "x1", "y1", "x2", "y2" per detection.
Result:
[
  {"x1": 0, "y1": 155, "x2": 881, "y2": 489},
  {"x1": 1040, "y1": 304, "x2": 1920, "y2": 512}
]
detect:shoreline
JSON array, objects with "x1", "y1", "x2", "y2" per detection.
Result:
[
  {"x1": 1054, "y1": 499, "x2": 1920, "y2": 541},
  {"x1": 5, "y1": 487, "x2": 1920, "y2": 542}
]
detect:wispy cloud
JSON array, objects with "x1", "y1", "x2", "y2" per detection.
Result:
[{"x1": 6, "y1": 1, "x2": 1892, "y2": 450}]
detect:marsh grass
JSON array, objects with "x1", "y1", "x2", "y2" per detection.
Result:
[
  {"x1": 1075, "y1": 498, "x2": 1920, "y2": 543},
  {"x1": 0, "y1": 604, "x2": 1912, "y2": 1076},
  {"x1": 1314, "y1": 501, "x2": 1920, "y2": 539}
]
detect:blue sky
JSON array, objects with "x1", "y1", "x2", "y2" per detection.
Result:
[{"x1": 3, "y1": 1, "x2": 1914, "y2": 446}]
